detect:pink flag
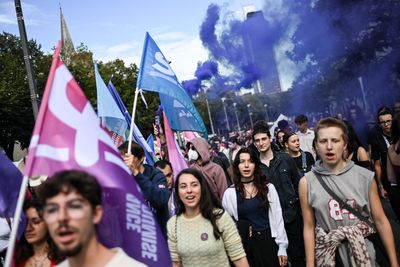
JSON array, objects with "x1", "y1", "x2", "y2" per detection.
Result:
[
  {"x1": 24, "y1": 42, "x2": 171, "y2": 266},
  {"x1": 182, "y1": 131, "x2": 198, "y2": 143},
  {"x1": 163, "y1": 112, "x2": 188, "y2": 177}
]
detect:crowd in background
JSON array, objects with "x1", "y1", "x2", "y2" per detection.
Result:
[{"x1": 0, "y1": 100, "x2": 399, "y2": 266}]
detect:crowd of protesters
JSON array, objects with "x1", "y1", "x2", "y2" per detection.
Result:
[{"x1": 1, "y1": 100, "x2": 400, "y2": 266}]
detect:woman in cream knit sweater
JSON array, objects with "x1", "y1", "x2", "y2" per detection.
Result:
[{"x1": 167, "y1": 168, "x2": 249, "y2": 267}]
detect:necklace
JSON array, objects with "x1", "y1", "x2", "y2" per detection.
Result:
[
  {"x1": 30, "y1": 254, "x2": 48, "y2": 267},
  {"x1": 241, "y1": 179, "x2": 254, "y2": 184},
  {"x1": 244, "y1": 185, "x2": 256, "y2": 198}
]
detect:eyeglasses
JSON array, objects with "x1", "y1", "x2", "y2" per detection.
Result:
[
  {"x1": 42, "y1": 199, "x2": 88, "y2": 223},
  {"x1": 379, "y1": 119, "x2": 392, "y2": 126}
]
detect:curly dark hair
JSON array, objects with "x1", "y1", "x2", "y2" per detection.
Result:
[
  {"x1": 232, "y1": 147, "x2": 269, "y2": 209},
  {"x1": 174, "y1": 168, "x2": 224, "y2": 240},
  {"x1": 14, "y1": 197, "x2": 63, "y2": 266}
]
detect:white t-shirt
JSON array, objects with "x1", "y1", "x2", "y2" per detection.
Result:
[
  {"x1": 296, "y1": 129, "x2": 316, "y2": 159},
  {"x1": 57, "y1": 248, "x2": 147, "y2": 267}
]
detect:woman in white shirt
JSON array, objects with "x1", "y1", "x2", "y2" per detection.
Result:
[{"x1": 222, "y1": 147, "x2": 288, "y2": 267}]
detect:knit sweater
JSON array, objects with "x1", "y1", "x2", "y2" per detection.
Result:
[{"x1": 167, "y1": 210, "x2": 246, "y2": 266}]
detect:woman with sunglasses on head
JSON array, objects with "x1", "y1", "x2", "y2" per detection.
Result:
[
  {"x1": 167, "y1": 168, "x2": 249, "y2": 267},
  {"x1": 222, "y1": 147, "x2": 288, "y2": 267},
  {"x1": 14, "y1": 197, "x2": 63, "y2": 267}
]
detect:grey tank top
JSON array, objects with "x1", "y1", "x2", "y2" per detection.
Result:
[{"x1": 306, "y1": 164, "x2": 377, "y2": 266}]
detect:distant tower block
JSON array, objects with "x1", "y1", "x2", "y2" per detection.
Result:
[
  {"x1": 242, "y1": 4, "x2": 257, "y2": 18},
  {"x1": 242, "y1": 6, "x2": 282, "y2": 94}
]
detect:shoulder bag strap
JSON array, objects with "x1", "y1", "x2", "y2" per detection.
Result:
[
  {"x1": 314, "y1": 173, "x2": 374, "y2": 228},
  {"x1": 301, "y1": 151, "x2": 307, "y2": 171}
]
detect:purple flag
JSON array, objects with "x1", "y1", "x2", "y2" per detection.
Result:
[
  {"x1": 0, "y1": 153, "x2": 23, "y2": 217},
  {"x1": 24, "y1": 42, "x2": 171, "y2": 266}
]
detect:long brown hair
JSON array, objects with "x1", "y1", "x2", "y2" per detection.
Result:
[
  {"x1": 232, "y1": 147, "x2": 269, "y2": 209},
  {"x1": 14, "y1": 197, "x2": 64, "y2": 266},
  {"x1": 174, "y1": 168, "x2": 224, "y2": 240}
]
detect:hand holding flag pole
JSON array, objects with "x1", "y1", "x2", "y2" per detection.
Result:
[
  {"x1": 106, "y1": 77, "x2": 155, "y2": 164},
  {"x1": 4, "y1": 45, "x2": 65, "y2": 267},
  {"x1": 8, "y1": 41, "x2": 171, "y2": 266},
  {"x1": 5, "y1": 43, "x2": 64, "y2": 267}
]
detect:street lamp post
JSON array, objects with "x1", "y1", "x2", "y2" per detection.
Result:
[
  {"x1": 15, "y1": 0, "x2": 39, "y2": 120},
  {"x1": 247, "y1": 103, "x2": 254, "y2": 129},
  {"x1": 202, "y1": 87, "x2": 215, "y2": 135},
  {"x1": 357, "y1": 76, "x2": 368, "y2": 111},
  {"x1": 233, "y1": 102, "x2": 241, "y2": 131},
  {"x1": 221, "y1": 97, "x2": 230, "y2": 132},
  {"x1": 263, "y1": 103, "x2": 269, "y2": 122}
]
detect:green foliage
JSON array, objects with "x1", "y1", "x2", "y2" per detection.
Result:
[
  {"x1": 96, "y1": 59, "x2": 159, "y2": 136},
  {"x1": 0, "y1": 32, "x2": 51, "y2": 158},
  {"x1": 68, "y1": 45, "x2": 160, "y2": 136},
  {"x1": 0, "y1": 32, "x2": 159, "y2": 158},
  {"x1": 288, "y1": 0, "x2": 400, "y2": 113}
]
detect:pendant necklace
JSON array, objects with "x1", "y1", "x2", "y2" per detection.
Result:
[
  {"x1": 31, "y1": 254, "x2": 48, "y2": 267},
  {"x1": 244, "y1": 185, "x2": 256, "y2": 198}
]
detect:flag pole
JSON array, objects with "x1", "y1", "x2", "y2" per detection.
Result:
[
  {"x1": 4, "y1": 175, "x2": 29, "y2": 267},
  {"x1": 128, "y1": 88, "x2": 140, "y2": 152},
  {"x1": 127, "y1": 32, "x2": 148, "y2": 153},
  {"x1": 5, "y1": 42, "x2": 62, "y2": 267}
]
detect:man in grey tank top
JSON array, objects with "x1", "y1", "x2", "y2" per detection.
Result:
[{"x1": 298, "y1": 117, "x2": 398, "y2": 266}]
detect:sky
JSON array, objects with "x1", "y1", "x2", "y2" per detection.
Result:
[{"x1": 0, "y1": 0, "x2": 269, "y2": 84}]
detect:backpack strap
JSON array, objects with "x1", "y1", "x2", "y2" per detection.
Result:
[{"x1": 301, "y1": 151, "x2": 307, "y2": 172}]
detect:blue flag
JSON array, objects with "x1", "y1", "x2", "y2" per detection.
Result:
[
  {"x1": 95, "y1": 63, "x2": 128, "y2": 147},
  {"x1": 0, "y1": 153, "x2": 23, "y2": 217},
  {"x1": 107, "y1": 78, "x2": 155, "y2": 165},
  {"x1": 147, "y1": 134, "x2": 155, "y2": 154},
  {"x1": 137, "y1": 32, "x2": 207, "y2": 137},
  {"x1": 159, "y1": 93, "x2": 207, "y2": 135}
]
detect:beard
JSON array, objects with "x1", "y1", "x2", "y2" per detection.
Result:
[{"x1": 58, "y1": 242, "x2": 83, "y2": 257}]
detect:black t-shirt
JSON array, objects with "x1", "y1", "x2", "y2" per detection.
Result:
[
  {"x1": 292, "y1": 151, "x2": 315, "y2": 175},
  {"x1": 237, "y1": 191, "x2": 269, "y2": 231}
]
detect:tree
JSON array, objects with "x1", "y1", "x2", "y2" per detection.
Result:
[
  {"x1": 289, "y1": 0, "x2": 400, "y2": 114},
  {"x1": 97, "y1": 59, "x2": 159, "y2": 137},
  {"x1": 0, "y1": 32, "x2": 51, "y2": 158},
  {"x1": 0, "y1": 32, "x2": 160, "y2": 159},
  {"x1": 67, "y1": 45, "x2": 159, "y2": 138}
]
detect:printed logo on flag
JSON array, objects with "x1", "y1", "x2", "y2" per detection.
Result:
[
  {"x1": 24, "y1": 43, "x2": 171, "y2": 266},
  {"x1": 137, "y1": 32, "x2": 207, "y2": 136}
]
